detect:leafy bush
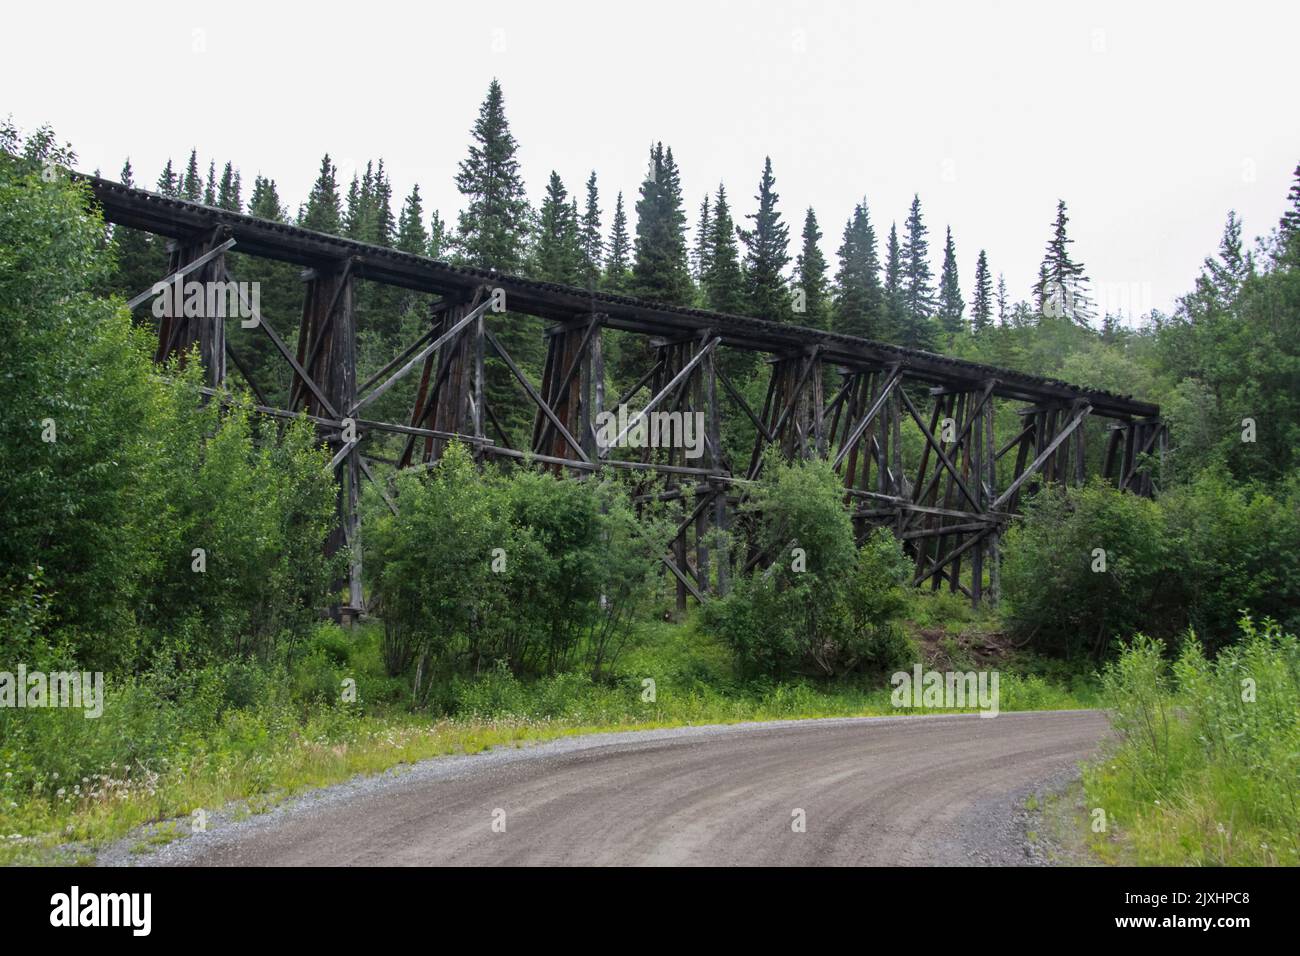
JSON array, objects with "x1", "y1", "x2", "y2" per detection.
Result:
[
  {"x1": 1002, "y1": 471, "x2": 1300, "y2": 658},
  {"x1": 139, "y1": 389, "x2": 340, "y2": 664},
  {"x1": 0, "y1": 129, "x2": 161, "y2": 668},
  {"x1": 704, "y1": 457, "x2": 915, "y2": 678},
  {"x1": 0, "y1": 126, "x2": 339, "y2": 673},
  {"x1": 1159, "y1": 470, "x2": 1300, "y2": 649},
  {"x1": 365, "y1": 445, "x2": 669, "y2": 690},
  {"x1": 1086, "y1": 619, "x2": 1300, "y2": 864},
  {"x1": 1002, "y1": 480, "x2": 1169, "y2": 659}
]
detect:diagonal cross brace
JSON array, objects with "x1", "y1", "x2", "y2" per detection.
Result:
[
  {"x1": 351, "y1": 299, "x2": 489, "y2": 416},
  {"x1": 992, "y1": 403, "x2": 1092, "y2": 510},
  {"x1": 601, "y1": 336, "x2": 719, "y2": 456},
  {"x1": 127, "y1": 238, "x2": 237, "y2": 310},
  {"x1": 484, "y1": 326, "x2": 591, "y2": 463},
  {"x1": 224, "y1": 265, "x2": 340, "y2": 420},
  {"x1": 898, "y1": 385, "x2": 983, "y2": 514},
  {"x1": 831, "y1": 365, "x2": 901, "y2": 470}
]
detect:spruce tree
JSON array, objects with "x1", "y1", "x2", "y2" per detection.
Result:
[
  {"x1": 692, "y1": 194, "x2": 712, "y2": 284},
  {"x1": 971, "y1": 249, "x2": 993, "y2": 334},
  {"x1": 248, "y1": 175, "x2": 287, "y2": 222},
  {"x1": 738, "y1": 157, "x2": 792, "y2": 322},
  {"x1": 344, "y1": 173, "x2": 364, "y2": 238},
  {"x1": 604, "y1": 192, "x2": 632, "y2": 292},
  {"x1": 156, "y1": 159, "x2": 179, "y2": 197},
  {"x1": 996, "y1": 273, "x2": 1008, "y2": 326},
  {"x1": 833, "y1": 201, "x2": 883, "y2": 338},
  {"x1": 396, "y1": 184, "x2": 430, "y2": 256},
  {"x1": 372, "y1": 159, "x2": 395, "y2": 247},
  {"x1": 1195, "y1": 210, "x2": 1253, "y2": 310},
  {"x1": 203, "y1": 160, "x2": 216, "y2": 205},
  {"x1": 900, "y1": 195, "x2": 937, "y2": 349},
  {"x1": 882, "y1": 222, "x2": 904, "y2": 339},
  {"x1": 579, "y1": 171, "x2": 603, "y2": 287},
  {"x1": 1278, "y1": 162, "x2": 1300, "y2": 259},
  {"x1": 532, "y1": 171, "x2": 583, "y2": 284},
  {"x1": 702, "y1": 182, "x2": 755, "y2": 381},
  {"x1": 632, "y1": 142, "x2": 692, "y2": 304},
  {"x1": 901, "y1": 195, "x2": 934, "y2": 318},
  {"x1": 702, "y1": 183, "x2": 745, "y2": 315},
  {"x1": 454, "y1": 79, "x2": 530, "y2": 271},
  {"x1": 301, "y1": 154, "x2": 342, "y2": 235},
  {"x1": 429, "y1": 210, "x2": 450, "y2": 259},
  {"x1": 182, "y1": 149, "x2": 202, "y2": 201},
  {"x1": 1033, "y1": 199, "x2": 1094, "y2": 324},
  {"x1": 113, "y1": 159, "x2": 163, "y2": 297},
  {"x1": 794, "y1": 207, "x2": 830, "y2": 329},
  {"x1": 936, "y1": 226, "x2": 965, "y2": 334},
  {"x1": 216, "y1": 162, "x2": 241, "y2": 212}
]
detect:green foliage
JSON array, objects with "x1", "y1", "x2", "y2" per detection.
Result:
[
  {"x1": 531, "y1": 170, "x2": 583, "y2": 284},
  {"x1": 702, "y1": 183, "x2": 745, "y2": 315},
  {"x1": 366, "y1": 444, "x2": 501, "y2": 679},
  {"x1": 454, "y1": 79, "x2": 530, "y2": 271},
  {"x1": 0, "y1": 125, "x2": 338, "y2": 674},
  {"x1": 1033, "y1": 199, "x2": 1094, "y2": 324},
  {"x1": 704, "y1": 457, "x2": 914, "y2": 678},
  {"x1": 936, "y1": 226, "x2": 965, "y2": 334},
  {"x1": 0, "y1": 138, "x2": 161, "y2": 663},
  {"x1": 1003, "y1": 473, "x2": 1300, "y2": 658},
  {"x1": 366, "y1": 445, "x2": 670, "y2": 688},
  {"x1": 1086, "y1": 620, "x2": 1300, "y2": 864},
  {"x1": 299, "y1": 154, "x2": 342, "y2": 233},
  {"x1": 738, "y1": 156, "x2": 791, "y2": 322},
  {"x1": 1159, "y1": 470, "x2": 1300, "y2": 648},
  {"x1": 1145, "y1": 199, "x2": 1300, "y2": 484},
  {"x1": 899, "y1": 194, "x2": 937, "y2": 349},
  {"x1": 579, "y1": 171, "x2": 603, "y2": 286},
  {"x1": 1002, "y1": 481, "x2": 1169, "y2": 659},
  {"x1": 603, "y1": 191, "x2": 632, "y2": 292},
  {"x1": 139, "y1": 388, "x2": 340, "y2": 664},
  {"x1": 632, "y1": 142, "x2": 692, "y2": 305},
  {"x1": 971, "y1": 249, "x2": 993, "y2": 334},
  {"x1": 793, "y1": 206, "x2": 831, "y2": 329},
  {"x1": 833, "y1": 200, "x2": 884, "y2": 338}
]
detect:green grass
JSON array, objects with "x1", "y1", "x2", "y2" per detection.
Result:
[
  {"x1": 0, "y1": 614, "x2": 1094, "y2": 866},
  {"x1": 1082, "y1": 619, "x2": 1300, "y2": 866}
]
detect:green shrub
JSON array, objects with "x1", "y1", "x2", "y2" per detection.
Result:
[
  {"x1": 0, "y1": 130, "x2": 161, "y2": 669},
  {"x1": 1002, "y1": 480, "x2": 1169, "y2": 659},
  {"x1": 0, "y1": 126, "x2": 339, "y2": 672},
  {"x1": 1002, "y1": 471, "x2": 1300, "y2": 659},
  {"x1": 704, "y1": 458, "x2": 914, "y2": 678},
  {"x1": 1159, "y1": 470, "x2": 1300, "y2": 649},
  {"x1": 366, "y1": 447, "x2": 669, "y2": 686},
  {"x1": 1086, "y1": 620, "x2": 1300, "y2": 864}
]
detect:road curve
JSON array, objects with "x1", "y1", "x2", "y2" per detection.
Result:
[{"x1": 146, "y1": 710, "x2": 1110, "y2": 866}]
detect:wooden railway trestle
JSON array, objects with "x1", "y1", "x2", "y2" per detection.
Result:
[{"x1": 84, "y1": 174, "x2": 1165, "y2": 619}]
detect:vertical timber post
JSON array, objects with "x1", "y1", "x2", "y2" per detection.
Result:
[
  {"x1": 985, "y1": 389, "x2": 1000, "y2": 606},
  {"x1": 156, "y1": 232, "x2": 228, "y2": 388},
  {"x1": 707, "y1": 344, "x2": 729, "y2": 595}
]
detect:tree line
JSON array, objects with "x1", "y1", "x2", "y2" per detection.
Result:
[{"x1": 114, "y1": 78, "x2": 1106, "y2": 356}]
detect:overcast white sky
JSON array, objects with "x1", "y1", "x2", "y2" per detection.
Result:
[{"x1": 5, "y1": 0, "x2": 1298, "y2": 318}]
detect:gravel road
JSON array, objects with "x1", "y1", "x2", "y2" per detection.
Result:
[{"x1": 110, "y1": 710, "x2": 1110, "y2": 867}]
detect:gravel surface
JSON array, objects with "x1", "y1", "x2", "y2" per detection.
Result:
[{"x1": 97, "y1": 709, "x2": 1111, "y2": 867}]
